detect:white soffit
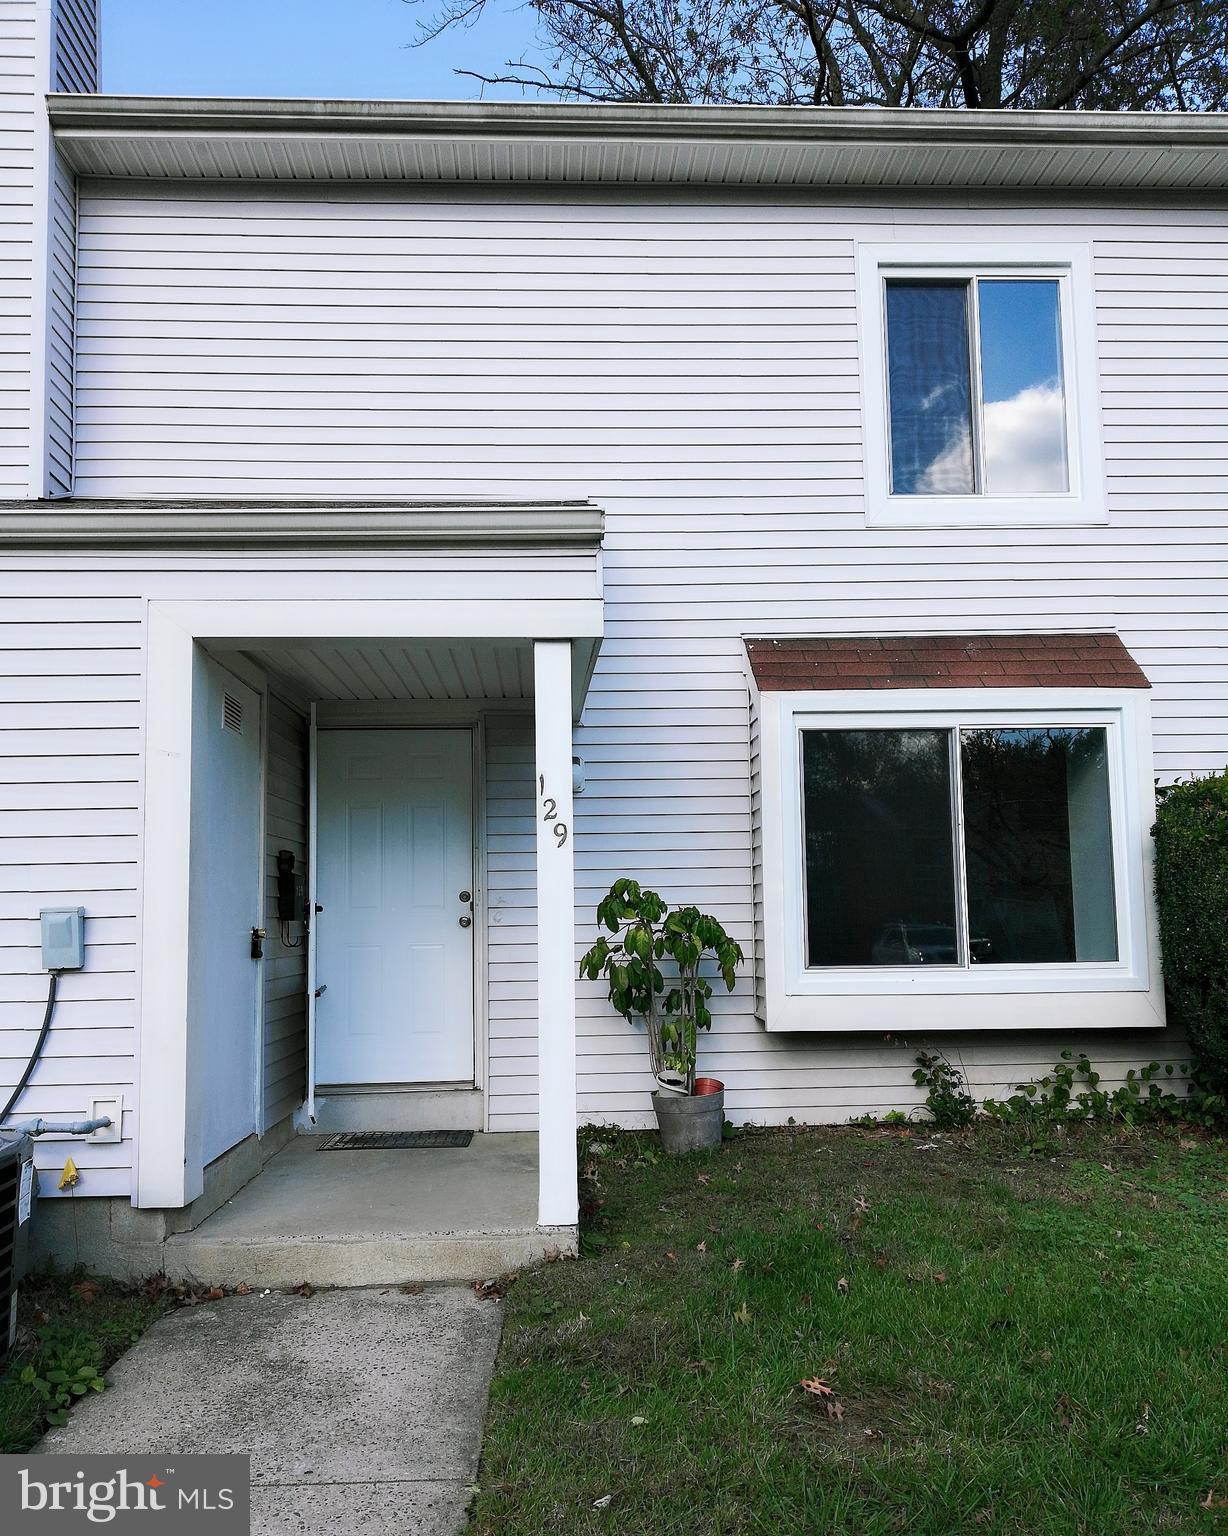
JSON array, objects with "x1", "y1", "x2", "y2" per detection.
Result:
[
  {"x1": 241, "y1": 639, "x2": 536, "y2": 702},
  {"x1": 49, "y1": 97, "x2": 1228, "y2": 193}
]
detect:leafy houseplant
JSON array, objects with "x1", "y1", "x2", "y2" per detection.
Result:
[{"x1": 580, "y1": 879, "x2": 743, "y2": 1151}]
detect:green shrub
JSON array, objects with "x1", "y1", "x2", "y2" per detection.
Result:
[
  {"x1": 1154, "y1": 772, "x2": 1228, "y2": 1091},
  {"x1": 912, "y1": 1051, "x2": 977, "y2": 1130},
  {"x1": 982, "y1": 1051, "x2": 1188, "y2": 1126}
]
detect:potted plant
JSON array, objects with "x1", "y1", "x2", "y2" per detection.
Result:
[{"x1": 579, "y1": 878, "x2": 743, "y2": 1153}]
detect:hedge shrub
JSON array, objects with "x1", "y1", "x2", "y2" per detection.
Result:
[{"x1": 1153, "y1": 770, "x2": 1228, "y2": 1091}]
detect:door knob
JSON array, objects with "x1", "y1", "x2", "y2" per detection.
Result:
[
  {"x1": 459, "y1": 915, "x2": 472, "y2": 928},
  {"x1": 459, "y1": 890, "x2": 472, "y2": 903}
]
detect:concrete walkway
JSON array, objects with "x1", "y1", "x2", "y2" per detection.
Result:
[{"x1": 41, "y1": 1284, "x2": 503, "y2": 1535}]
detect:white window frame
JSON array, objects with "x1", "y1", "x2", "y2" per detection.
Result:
[
  {"x1": 857, "y1": 243, "x2": 1107, "y2": 529},
  {"x1": 757, "y1": 685, "x2": 1164, "y2": 1033}
]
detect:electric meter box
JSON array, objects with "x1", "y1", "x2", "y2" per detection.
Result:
[{"x1": 40, "y1": 908, "x2": 85, "y2": 971}]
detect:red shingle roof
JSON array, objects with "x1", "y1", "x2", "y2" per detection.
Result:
[{"x1": 745, "y1": 633, "x2": 1149, "y2": 691}]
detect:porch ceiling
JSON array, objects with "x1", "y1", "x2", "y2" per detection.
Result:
[{"x1": 242, "y1": 638, "x2": 535, "y2": 703}]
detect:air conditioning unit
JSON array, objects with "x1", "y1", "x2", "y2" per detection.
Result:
[{"x1": 0, "y1": 1132, "x2": 35, "y2": 1360}]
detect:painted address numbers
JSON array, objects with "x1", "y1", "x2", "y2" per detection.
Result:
[{"x1": 538, "y1": 775, "x2": 569, "y2": 847}]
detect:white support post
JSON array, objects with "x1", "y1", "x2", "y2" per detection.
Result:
[
  {"x1": 136, "y1": 607, "x2": 198, "y2": 1208},
  {"x1": 533, "y1": 640, "x2": 579, "y2": 1228}
]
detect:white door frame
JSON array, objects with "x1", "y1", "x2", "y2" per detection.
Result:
[
  {"x1": 304, "y1": 701, "x2": 319, "y2": 1126},
  {"x1": 199, "y1": 651, "x2": 269, "y2": 1144},
  {"x1": 137, "y1": 597, "x2": 598, "y2": 1226}
]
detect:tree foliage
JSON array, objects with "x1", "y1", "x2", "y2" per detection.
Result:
[{"x1": 416, "y1": 0, "x2": 1228, "y2": 108}]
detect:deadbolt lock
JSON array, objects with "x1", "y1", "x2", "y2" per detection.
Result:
[{"x1": 459, "y1": 890, "x2": 472, "y2": 904}]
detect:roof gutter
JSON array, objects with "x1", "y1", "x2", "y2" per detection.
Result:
[
  {"x1": 46, "y1": 95, "x2": 1228, "y2": 151},
  {"x1": 48, "y1": 96, "x2": 1228, "y2": 192}
]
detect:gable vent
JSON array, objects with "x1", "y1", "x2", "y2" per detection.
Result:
[{"x1": 222, "y1": 692, "x2": 244, "y2": 733}]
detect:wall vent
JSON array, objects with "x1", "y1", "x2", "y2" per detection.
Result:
[{"x1": 222, "y1": 692, "x2": 244, "y2": 734}]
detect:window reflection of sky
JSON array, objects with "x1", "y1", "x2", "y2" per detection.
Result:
[
  {"x1": 978, "y1": 280, "x2": 1069, "y2": 493},
  {"x1": 887, "y1": 277, "x2": 1069, "y2": 496}
]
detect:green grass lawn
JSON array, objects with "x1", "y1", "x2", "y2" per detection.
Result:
[
  {"x1": 470, "y1": 1124, "x2": 1228, "y2": 1536},
  {"x1": 0, "y1": 1270, "x2": 169, "y2": 1452}
]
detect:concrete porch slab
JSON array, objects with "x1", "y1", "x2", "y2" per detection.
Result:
[
  {"x1": 161, "y1": 1131, "x2": 576, "y2": 1287},
  {"x1": 42, "y1": 1285, "x2": 502, "y2": 1536}
]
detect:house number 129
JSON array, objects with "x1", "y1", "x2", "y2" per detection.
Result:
[{"x1": 539, "y1": 775, "x2": 569, "y2": 846}]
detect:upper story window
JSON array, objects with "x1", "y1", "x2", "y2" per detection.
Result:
[{"x1": 858, "y1": 245, "x2": 1106, "y2": 529}]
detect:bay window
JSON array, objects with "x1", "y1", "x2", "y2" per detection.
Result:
[
  {"x1": 752, "y1": 673, "x2": 1164, "y2": 1033},
  {"x1": 801, "y1": 724, "x2": 1118, "y2": 971}
]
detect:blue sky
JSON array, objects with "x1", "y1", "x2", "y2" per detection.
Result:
[{"x1": 102, "y1": 0, "x2": 553, "y2": 99}]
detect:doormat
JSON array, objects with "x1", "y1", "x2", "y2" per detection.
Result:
[{"x1": 316, "y1": 1130, "x2": 474, "y2": 1151}]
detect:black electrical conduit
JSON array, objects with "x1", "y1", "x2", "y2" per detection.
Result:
[{"x1": 0, "y1": 971, "x2": 58, "y2": 1128}]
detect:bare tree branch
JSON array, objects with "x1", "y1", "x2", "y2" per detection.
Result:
[{"x1": 410, "y1": 0, "x2": 1228, "y2": 111}]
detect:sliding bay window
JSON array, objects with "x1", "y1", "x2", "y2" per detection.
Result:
[{"x1": 801, "y1": 723, "x2": 1118, "y2": 971}]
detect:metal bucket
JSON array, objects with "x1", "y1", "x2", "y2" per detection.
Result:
[{"x1": 652, "y1": 1086, "x2": 725, "y2": 1154}]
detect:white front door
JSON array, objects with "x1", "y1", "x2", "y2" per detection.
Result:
[
  {"x1": 314, "y1": 729, "x2": 475, "y2": 1085},
  {"x1": 188, "y1": 658, "x2": 263, "y2": 1165}
]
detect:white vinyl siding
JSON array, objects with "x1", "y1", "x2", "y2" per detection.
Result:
[
  {"x1": 484, "y1": 713, "x2": 538, "y2": 1130},
  {"x1": 0, "y1": 570, "x2": 141, "y2": 1195},
  {"x1": 5, "y1": 186, "x2": 1222, "y2": 1177},
  {"x1": 261, "y1": 691, "x2": 307, "y2": 1131},
  {"x1": 749, "y1": 687, "x2": 765, "y2": 1023},
  {"x1": 0, "y1": 0, "x2": 40, "y2": 496},
  {"x1": 0, "y1": 2, "x2": 91, "y2": 498}
]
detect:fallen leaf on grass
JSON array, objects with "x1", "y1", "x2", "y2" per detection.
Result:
[
  {"x1": 799, "y1": 1376, "x2": 844, "y2": 1422},
  {"x1": 836, "y1": 1276, "x2": 849, "y2": 1295},
  {"x1": 932, "y1": 1271, "x2": 947, "y2": 1285},
  {"x1": 696, "y1": 1241, "x2": 707, "y2": 1254},
  {"x1": 695, "y1": 1172, "x2": 711, "y2": 1185},
  {"x1": 1201, "y1": 1490, "x2": 1228, "y2": 1509},
  {"x1": 733, "y1": 1302, "x2": 752, "y2": 1325},
  {"x1": 592, "y1": 1494, "x2": 613, "y2": 1510},
  {"x1": 630, "y1": 1416, "x2": 647, "y2": 1426},
  {"x1": 72, "y1": 1280, "x2": 101, "y2": 1305},
  {"x1": 730, "y1": 1257, "x2": 744, "y2": 1273}
]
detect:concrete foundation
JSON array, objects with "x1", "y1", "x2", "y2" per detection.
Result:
[{"x1": 30, "y1": 1115, "x2": 297, "y2": 1276}]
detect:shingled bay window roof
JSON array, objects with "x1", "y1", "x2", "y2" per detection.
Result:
[{"x1": 745, "y1": 633, "x2": 1150, "y2": 691}]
